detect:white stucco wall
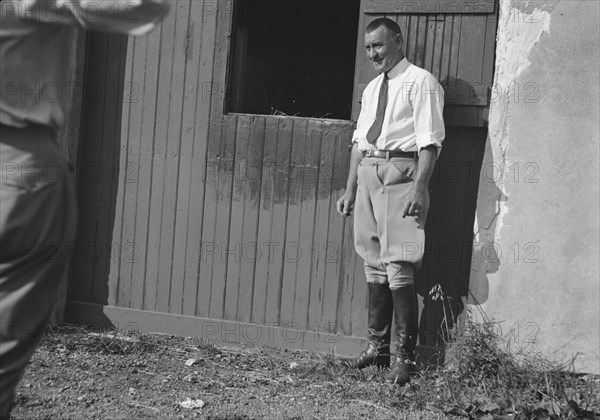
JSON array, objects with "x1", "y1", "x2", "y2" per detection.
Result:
[{"x1": 470, "y1": 0, "x2": 600, "y2": 373}]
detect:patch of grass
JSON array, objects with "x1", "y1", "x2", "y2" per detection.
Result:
[
  {"x1": 15, "y1": 318, "x2": 600, "y2": 420},
  {"x1": 422, "y1": 309, "x2": 600, "y2": 419},
  {"x1": 42, "y1": 324, "x2": 221, "y2": 357}
]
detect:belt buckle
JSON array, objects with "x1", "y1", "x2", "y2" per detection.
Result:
[{"x1": 366, "y1": 149, "x2": 373, "y2": 158}]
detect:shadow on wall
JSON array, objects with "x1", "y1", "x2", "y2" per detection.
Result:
[
  {"x1": 66, "y1": 32, "x2": 128, "y2": 326},
  {"x1": 467, "y1": 131, "x2": 505, "y2": 307},
  {"x1": 416, "y1": 76, "x2": 499, "y2": 353}
]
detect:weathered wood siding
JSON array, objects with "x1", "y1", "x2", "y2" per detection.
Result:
[
  {"x1": 68, "y1": 0, "x2": 498, "y2": 356},
  {"x1": 68, "y1": 0, "x2": 369, "y2": 350},
  {"x1": 71, "y1": 0, "x2": 220, "y2": 312}
]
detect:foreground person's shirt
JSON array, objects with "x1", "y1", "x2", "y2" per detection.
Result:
[{"x1": 0, "y1": 0, "x2": 170, "y2": 130}]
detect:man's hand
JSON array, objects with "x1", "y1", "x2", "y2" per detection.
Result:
[
  {"x1": 336, "y1": 191, "x2": 356, "y2": 217},
  {"x1": 337, "y1": 143, "x2": 362, "y2": 217},
  {"x1": 402, "y1": 146, "x2": 437, "y2": 218},
  {"x1": 402, "y1": 186, "x2": 426, "y2": 218}
]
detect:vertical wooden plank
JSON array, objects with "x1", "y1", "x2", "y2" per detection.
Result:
[
  {"x1": 405, "y1": 15, "x2": 417, "y2": 63},
  {"x1": 308, "y1": 121, "x2": 336, "y2": 331},
  {"x1": 224, "y1": 115, "x2": 265, "y2": 322},
  {"x1": 195, "y1": 115, "x2": 218, "y2": 317},
  {"x1": 395, "y1": 14, "x2": 408, "y2": 54},
  {"x1": 335, "y1": 124, "x2": 359, "y2": 337},
  {"x1": 115, "y1": 34, "x2": 139, "y2": 309},
  {"x1": 153, "y1": 0, "x2": 188, "y2": 314},
  {"x1": 200, "y1": 0, "x2": 234, "y2": 320},
  {"x1": 423, "y1": 15, "x2": 436, "y2": 74},
  {"x1": 292, "y1": 120, "x2": 322, "y2": 330},
  {"x1": 429, "y1": 15, "x2": 445, "y2": 80},
  {"x1": 456, "y1": 14, "x2": 486, "y2": 86},
  {"x1": 346, "y1": 78, "x2": 367, "y2": 338},
  {"x1": 157, "y1": 0, "x2": 192, "y2": 314},
  {"x1": 130, "y1": 22, "x2": 162, "y2": 311},
  {"x1": 264, "y1": 118, "x2": 294, "y2": 325},
  {"x1": 238, "y1": 115, "x2": 266, "y2": 323},
  {"x1": 201, "y1": 115, "x2": 238, "y2": 319},
  {"x1": 438, "y1": 13, "x2": 454, "y2": 85},
  {"x1": 441, "y1": 14, "x2": 462, "y2": 106},
  {"x1": 169, "y1": 0, "x2": 199, "y2": 315},
  {"x1": 223, "y1": 115, "x2": 249, "y2": 321},
  {"x1": 322, "y1": 125, "x2": 354, "y2": 331},
  {"x1": 252, "y1": 116, "x2": 280, "y2": 324},
  {"x1": 415, "y1": 15, "x2": 428, "y2": 68},
  {"x1": 143, "y1": 3, "x2": 178, "y2": 312},
  {"x1": 182, "y1": 0, "x2": 218, "y2": 316},
  {"x1": 336, "y1": 214, "x2": 356, "y2": 336},
  {"x1": 449, "y1": 14, "x2": 462, "y2": 85},
  {"x1": 279, "y1": 118, "x2": 309, "y2": 327}
]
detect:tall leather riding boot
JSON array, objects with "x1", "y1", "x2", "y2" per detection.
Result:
[
  {"x1": 386, "y1": 285, "x2": 418, "y2": 385},
  {"x1": 345, "y1": 283, "x2": 393, "y2": 368}
]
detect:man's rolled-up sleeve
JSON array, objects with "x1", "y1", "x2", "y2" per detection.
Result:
[
  {"x1": 9, "y1": 0, "x2": 170, "y2": 36},
  {"x1": 352, "y1": 89, "x2": 367, "y2": 143},
  {"x1": 413, "y1": 74, "x2": 445, "y2": 157}
]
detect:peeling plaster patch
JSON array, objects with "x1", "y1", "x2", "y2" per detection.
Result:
[
  {"x1": 494, "y1": 2, "x2": 551, "y2": 88},
  {"x1": 480, "y1": 1, "x2": 551, "y2": 240}
]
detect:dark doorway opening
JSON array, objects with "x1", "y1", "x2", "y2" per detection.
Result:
[{"x1": 227, "y1": 0, "x2": 360, "y2": 120}]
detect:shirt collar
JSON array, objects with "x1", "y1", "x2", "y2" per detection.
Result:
[{"x1": 386, "y1": 57, "x2": 410, "y2": 80}]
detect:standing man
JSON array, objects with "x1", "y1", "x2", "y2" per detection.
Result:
[
  {"x1": 0, "y1": 1, "x2": 169, "y2": 417},
  {"x1": 336, "y1": 18, "x2": 445, "y2": 386}
]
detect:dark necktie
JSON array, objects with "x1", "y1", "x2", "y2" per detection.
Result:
[{"x1": 366, "y1": 72, "x2": 389, "y2": 144}]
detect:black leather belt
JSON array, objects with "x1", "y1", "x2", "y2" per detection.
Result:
[{"x1": 362, "y1": 149, "x2": 417, "y2": 159}]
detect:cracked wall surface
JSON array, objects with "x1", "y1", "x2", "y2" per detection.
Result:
[{"x1": 469, "y1": 0, "x2": 600, "y2": 373}]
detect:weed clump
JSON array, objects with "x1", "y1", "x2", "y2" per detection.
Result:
[{"x1": 438, "y1": 311, "x2": 600, "y2": 419}]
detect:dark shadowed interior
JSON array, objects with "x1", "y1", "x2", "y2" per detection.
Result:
[{"x1": 227, "y1": 0, "x2": 360, "y2": 120}]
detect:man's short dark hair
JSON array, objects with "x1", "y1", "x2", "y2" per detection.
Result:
[{"x1": 366, "y1": 17, "x2": 402, "y2": 38}]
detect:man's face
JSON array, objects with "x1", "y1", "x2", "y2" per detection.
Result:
[{"x1": 364, "y1": 26, "x2": 404, "y2": 74}]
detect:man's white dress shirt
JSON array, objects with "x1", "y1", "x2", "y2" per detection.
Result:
[{"x1": 352, "y1": 58, "x2": 445, "y2": 156}]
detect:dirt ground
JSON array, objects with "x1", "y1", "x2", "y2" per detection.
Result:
[
  {"x1": 10, "y1": 325, "x2": 600, "y2": 420},
  {"x1": 10, "y1": 325, "x2": 451, "y2": 420}
]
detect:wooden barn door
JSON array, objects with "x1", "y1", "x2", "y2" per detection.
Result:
[
  {"x1": 353, "y1": 0, "x2": 498, "y2": 357},
  {"x1": 200, "y1": 0, "x2": 361, "y2": 346}
]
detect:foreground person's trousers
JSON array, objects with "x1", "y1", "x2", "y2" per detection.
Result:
[{"x1": 0, "y1": 124, "x2": 76, "y2": 418}]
